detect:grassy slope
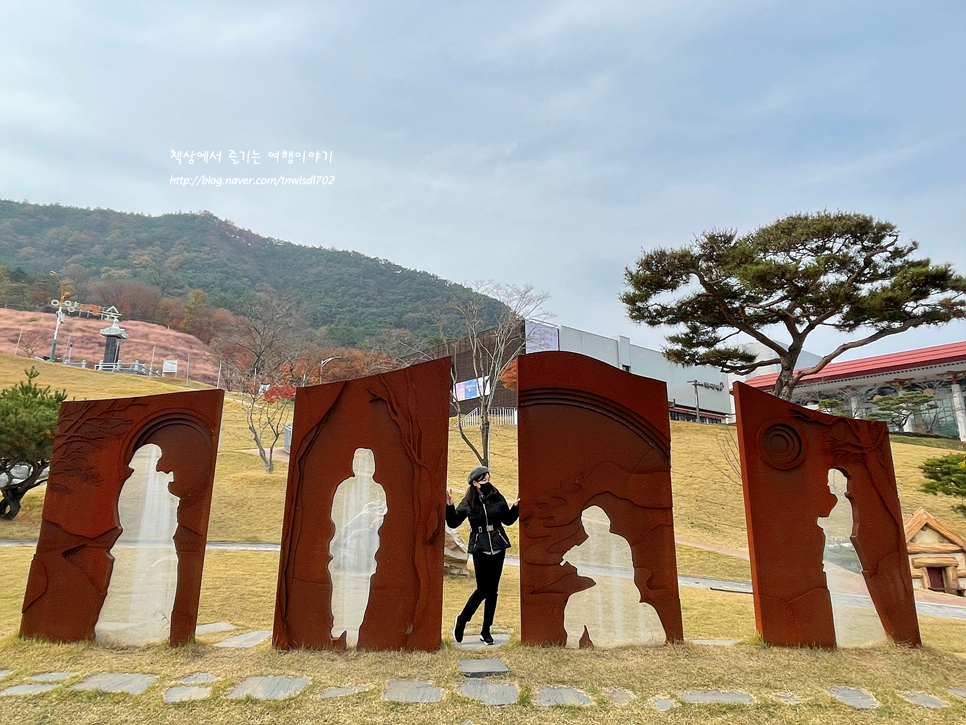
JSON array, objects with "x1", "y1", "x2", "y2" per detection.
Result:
[
  {"x1": 7, "y1": 356, "x2": 966, "y2": 721},
  {"x1": 4, "y1": 351, "x2": 963, "y2": 568}
]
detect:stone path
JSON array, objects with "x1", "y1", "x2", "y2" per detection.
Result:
[
  {"x1": 453, "y1": 634, "x2": 511, "y2": 650},
  {"x1": 70, "y1": 673, "x2": 157, "y2": 695},
  {"x1": 0, "y1": 663, "x2": 964, "y2": 711},
  {"x1": 458, "y1": 680, "x2": 518, "y2": 706},
  {"x1": 164, "y1": 673, "x2": 219, "y2": 703},
  {"x1": 195, "y1": 622, "x2": 235, "y2": 635},
  {"x1": 533, "y1": 685, "x2": 593, "y2": 706},
  {"x1": 458, "y1": 659, "x2": 509, "y2": 677},
  {"x1": 212, "y1": 630, "x2": 272, "y2": 648},
  {"x1": 227, "y1": 676, "x2": 309, "y2": 700},
  {"x1": 383, "y1": 679, "x2": 443, "y2": 703},
  {"x1": 827, "y1": 686, "x2": 878, "y2": 709}
]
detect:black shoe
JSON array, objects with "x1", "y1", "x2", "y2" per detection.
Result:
[
  {"x1": 454, "y1": 616, "x2": 465, "y2": 643},
  {"x1": 480, "y1": 632, "x2": 495, "y2": 645}
]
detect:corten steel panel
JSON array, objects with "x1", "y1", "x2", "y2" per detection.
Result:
[
  {"x1": 19, "y1": 389, "x2": 224, "y2": 646},
  {"x1": 273, "y1": 358, "x2": 450, "y2": 651},
  {"x1": 733, "y1": 382, "x2": 921, "y2": 648},
  {"x1": 517, "y1": 351, "x2": 683, "y2": 646}
]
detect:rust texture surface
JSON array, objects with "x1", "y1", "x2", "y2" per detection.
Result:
[
  {"x1": 273, "y1": 357, "x2": 451, "y2": 651},
  {"x1": 733, "y1": 381, "x2": 921, "y2": 648},
  {"x1": 517, "y1": 351, "x2": 683, "y2": 646},
  {"x1": 20, "y1": 389, "x2": 224, "y2": 646}
]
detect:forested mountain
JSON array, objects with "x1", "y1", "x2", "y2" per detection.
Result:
[{"x1": 0, "y1": 199, "x2": 500, "y2": 345}]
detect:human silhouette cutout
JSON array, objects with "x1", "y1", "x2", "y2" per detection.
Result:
[
  {"x1": 328, "y1": 448, "x2": 387, "y2": 647},
  {"x1": 95, "y1": 444, "x2": 179, "y2": 646},
  {"x1": 563, "y1": 505, "x2": 665, "y2": 648},
  {"x1": 818, "y1": 470, "x2": 887, "y2": 647}
]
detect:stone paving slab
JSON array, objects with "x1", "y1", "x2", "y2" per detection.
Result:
[
  {"x1": 226, "y1": 676, "x2": 310, "y2": 700},
  {"x1": 772, "y1": 692, "x2": 802, "y2": 705},
  {"x1": 458, "y1": 680, "x2": 518, "y2": 706},
  {"x1": 651, "y1": 696, "x2": 679, "y2": 711},
  {"x1": 679, "y1": 689, "x2": 754, "y2": 705},
  {"x1": 195, "y1": 622, "x2": 236, "y2": 635},
  {"x1": 534, "y1": 685, "x2": 593, "y2": 706},
  {"x1": 454, "y1": 634, "x2": 511, "y2": 651},
  {"x1": 899, "y1": 691, "x2": 946, "y2": 709},
  {"x1": 1, "y1": 684, "x2": 58, "y2": 696},
  {"x1": 458, "y1": 659, "x2": 509, "y2": 678},
  {"x1": 604, "y1": 688, "x2": 635, "y2": 705},
  {"x1": 827, "y1": 686, "x2": 878, "y2": 709},
  {"x1": 0, "y1": 671, "x2": 11, "y2": 681},
  {"x1": 948, "y1": 687, "x2": 966, "y2": 700},
  {"x1": 173, "y1": 673, "x2": 219, "y2": 685},
  {"x1": 30, "y1": 672, "x2": 74, "y2": 682},
  {"x1": 213, "y1": 630, "x2": 272, "y2": 648},
  {"x1": 70, "y1": 673, "x2": 157, "y2": 695},
  {"x1": 320, "y1": 684, "x2": 373, "y2": 699},
  {"x1": 383, "y1": 679, "x2": 443, "y2": 703},
  {"x1": 164, "y1": 686, "x2": 211, "y2": 703}
]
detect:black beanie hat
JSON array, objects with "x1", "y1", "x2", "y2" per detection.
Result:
[{"x1": 467, "y1": 465, "x2": 490, "y2": 484}]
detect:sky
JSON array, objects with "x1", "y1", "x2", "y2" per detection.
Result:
[{"x1": 1, "y1": 0, "x2": 964, "y2": 360}]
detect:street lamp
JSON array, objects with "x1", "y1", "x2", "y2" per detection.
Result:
[
  {"x1": 319, "y1": 356, "x2": 340, "y2": 384},
  {"x1": 687, "y1": 379, "x2": 702, "y2": 423},
  {"x1": 48, "y1": 272, "x2": 67, "y2": 362}
]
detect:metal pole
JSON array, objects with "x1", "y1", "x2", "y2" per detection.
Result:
[
  {"x1": 49, "y1": 307, "x2": 64, "y2": 361},
  {"x1": 216, "y1": 362, "x2": 223, "y2": 389},
  {"x1": 149, "y1": 346, "x2": 156, "y2": 378},
  {"x1": 13, "y1": 327, "x2": 22, "y2": 356},
  {"x1": 688, "y1": 380, "x2": 702, "y2": 423},
  {"x1": 185, "y1": 353, "x2": 191, "y2": 386}
]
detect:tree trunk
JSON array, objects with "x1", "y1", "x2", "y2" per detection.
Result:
[
  {"x1": 0, "y1": 468, "x2": 44, "y2": 521},
  {"x1": 0, "y1": 488, "x2": 23, "y2": 521},
  {"x1": 480, "y1": 409, "x2": 491, "y2": 468},
  {"x1": 773, "y1": 365, "x2": 796, "y2": 401}
]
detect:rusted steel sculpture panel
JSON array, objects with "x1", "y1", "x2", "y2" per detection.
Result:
[
  {"x1": 273, "y1": 358, "x2": 450, "y2": 651},
  {"x1": 734, "y1": 381, "x2": 921, "y2": 648},
  {"x1": 518, "y1": 351, "x2": 683, "y2": 646},
  {"x1": 20, "y1": 389, "x2": 224, "y2": 646}
]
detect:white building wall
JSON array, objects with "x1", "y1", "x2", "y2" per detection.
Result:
[{"x1": 537, "y1": 323, "x2": 731, "y2": 415}]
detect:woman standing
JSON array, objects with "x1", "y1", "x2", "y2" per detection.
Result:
[{"x1": 446, "y1": 465, "x2": 519, "y2": 645}]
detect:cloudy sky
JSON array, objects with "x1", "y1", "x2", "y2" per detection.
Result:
[{"x1": 2, "y1": 1, "x2": 963, "y2": 358}]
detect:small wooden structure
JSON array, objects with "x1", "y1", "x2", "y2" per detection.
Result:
[{"x1": 904, "y1": 508, "x2": 966, "y2": 596}]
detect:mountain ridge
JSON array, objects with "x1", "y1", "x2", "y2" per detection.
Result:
[{"x1": 0, "y1": 199, "x2": 500, "y2": 345}]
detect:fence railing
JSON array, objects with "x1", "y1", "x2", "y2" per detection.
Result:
[
  {"x1": 454, "y1": 407, "x2": 518, "y2": 427},
  {"x1": 95, "y1": 361, "x2": 149, "y2": 374}
]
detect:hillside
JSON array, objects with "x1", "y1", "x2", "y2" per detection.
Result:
[
  {"x1": 0, "y1": 199, "x2": 503, "y2": 345},
  {"x1": 0, "y1": 308, "x2": 220, "y2": 384}
]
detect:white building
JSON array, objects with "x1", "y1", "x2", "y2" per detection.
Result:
[{"x1": 525, "y1": 321, "x2": 731, "y2": 422}]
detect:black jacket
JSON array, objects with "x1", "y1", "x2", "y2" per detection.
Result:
[{"x1": 446, "y1": 487, "x2": 519, "y2": 554}]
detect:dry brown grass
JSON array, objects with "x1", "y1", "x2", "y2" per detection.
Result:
[
  {"x1": 0, "y1": 309, "x2": 221, "y2": 384},
  {"x1": 3, "y1": 546, "x2": 966, "y2": 722}
]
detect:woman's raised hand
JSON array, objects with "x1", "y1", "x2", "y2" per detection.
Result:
[
  {"x1": 446, "y1": 489, "x2": 454, "y2": 506},
  {"x1": 511, "y1": 497, "x2": 520, "y2": 507}
]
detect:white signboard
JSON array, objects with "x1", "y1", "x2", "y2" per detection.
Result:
[
  {"x1": 525, "y1": 320, "x2": 559, "y2": 353},
  {"x1": 162, "y1": 359, "x2": 178, "y2": 375}
]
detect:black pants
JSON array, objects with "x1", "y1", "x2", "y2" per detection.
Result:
[{"x1": 459, "y1": 549, "x2": 505, "y2": 633}]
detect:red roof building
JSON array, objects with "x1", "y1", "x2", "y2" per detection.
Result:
[{"x1": 745, "y1": 341, "x2": 966, "y2": 441}]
